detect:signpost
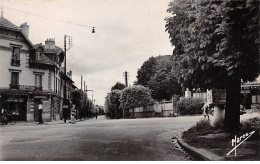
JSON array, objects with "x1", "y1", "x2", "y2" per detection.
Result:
[
  {"x1": 207, "y1": 89, "x2": 226, "y2": 126},
  {"x1": 207, "y1": 89, "x2": 226, "y2": 105}
]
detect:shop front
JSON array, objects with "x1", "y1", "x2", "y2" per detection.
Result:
[{"x1": 0, "y1": 93, "x2": 28, "y2": 122}]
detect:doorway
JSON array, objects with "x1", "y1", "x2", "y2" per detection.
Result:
[{"x1": 34, "y1": 99, "x2": 41, "y2": 122}]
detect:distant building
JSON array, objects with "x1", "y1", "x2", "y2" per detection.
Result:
[
  {"x1": 241, "y1": 81, "x2": 260, "y2": 110},
  {"x1": 31, "y1": 39, "x2": 66, "y2": 122}
]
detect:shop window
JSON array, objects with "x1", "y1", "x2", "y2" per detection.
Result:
[
  {"x1": 35, "y1": 74, "x2": 43, "y2": 90},
  {"x1": 10, "y1": 72, "x2": 19, "y2": 89},
  {"x1": 11, "y1": 47, "x2": 21, "y2": 66}
]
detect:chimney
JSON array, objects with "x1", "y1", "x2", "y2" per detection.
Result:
[
  {"x1": 45, "y1": 38, "x2": 55, "y2": 50},
  {"x1": 20, "y1": 22, "x2": 29, "y2": 38}
]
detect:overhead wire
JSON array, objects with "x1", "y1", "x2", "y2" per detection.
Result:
[{"x1": 2, "y1": 6, "x2": 94, "y2": 29}]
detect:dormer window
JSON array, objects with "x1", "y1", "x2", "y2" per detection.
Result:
[
  {"x1": 36, "y1": 51, "x2": 42, "y2": 60},
  {"x1": 11, "y1": 47, "x2": 21, "y2": 66}
]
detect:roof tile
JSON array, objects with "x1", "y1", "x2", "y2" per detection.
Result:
[{"x1": 0, "y1": 16, "x2": 21, "y2": 31}]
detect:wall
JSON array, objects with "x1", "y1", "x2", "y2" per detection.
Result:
[
  {"x1": 130, "y1": 106, "x2": 155, "y2": 118},
  {"x1": 131, "y1": 102, "x2": 174, "y2": 118},
  {"x1": 0, "y1": 34, "x2": 31, "y2": 88},
  {"x1": 0, "y1": 35, "x2": 50, "y2": 91}
]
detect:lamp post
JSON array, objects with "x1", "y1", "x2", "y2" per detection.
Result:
[
  {"x1": 86, "y1": 89, "x2": 93, "y2": 116},
  {"x1": 63, "y1": 35, "x2": 72, "y2": 121}
]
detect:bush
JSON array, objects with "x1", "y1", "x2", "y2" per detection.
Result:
[
  {"x1": 183, "y1": 119, "x2": 225, "y2": 139},
  {"x1": 240, "y1": 118, "x2": 260, "y2": 140},
  {"x1": 177, "y1": 98, "x2": 204, "y2": 115},
  {"x1": 183, "y1": 118, "x2": 260, "y2": 140},
  {"x1": 119, "y1": 85, "x2": 153, "y2": 110}
]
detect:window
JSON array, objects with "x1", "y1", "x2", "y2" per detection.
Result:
[
  {"x1": 11, "y1": 47, "x2": 20, "y2": 66},
  {"x1": 10, "y1": 72, "x2": 19, "y2": 89},
  {"x1": 35, "y1": 74, "x2": 42, "y2": 90},
  {"x1": 36, "y1": 51, "x2": 42, "y2": 60}
]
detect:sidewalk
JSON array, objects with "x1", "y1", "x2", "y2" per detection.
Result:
[
  {"x1": 176, "y1": 112, "x2": 260, "y2": 161},
  {"x1": 0, "y1": 117, "x2": 95, "y2": 127}
]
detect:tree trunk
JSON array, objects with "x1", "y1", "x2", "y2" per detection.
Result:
[
  {"x1": 123, "y1": 109, "x2": 125, "y2": 118},
  {"x1": 224, "y1": 77, "x2": 241, "y2": 132}
]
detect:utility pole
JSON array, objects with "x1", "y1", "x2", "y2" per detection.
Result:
[
  {"x1": 64, "y1": 35, "x2": 73, "y2": 98},
  {"x1": 63, "y1": 35, "x2": 73, "y2": 121},
  {"x1": 123, "y1": 71, "x2": 129, "y2": 87},
  {"x1": 86, "y1": 86, "x2": 93, "y2": 116},
  {"x1": 64, "y1": 35, "x2": 73, "y2": 76},
  {"x1": 81, "y1": 75, "x2": 83, "y2": 90},
  {"x1": 84, "y1": 81, "x2": 86, "y2": 92}
]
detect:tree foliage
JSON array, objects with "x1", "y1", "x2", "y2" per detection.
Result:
[
  {"x1": 166, "y1": 0, "x2": 259, "y2": 89},
  {"x1": 136, "y1": 55, "x2": 182, "y2": 100},
  {"x1": 148, "y1": 56, "x2": 182, "y2": 100},
  {"x1": 165, "y1": 0, "x2": 259, "y2": 132},
  {"x1": 111, "y1": 82, "x2": 126, "y2": 91},
  {"x1": 136, "y1": 56, "x2": 157, "y2": 87},
  {"x1": 119, "y1": 85, "x2": 153, "y2": 110},
  {"x1": 71, "y1": 90, "x2": 93, "y2": 118},
  {"x1": 105, "y1": 89, "x2": 122, "y2": 118}
]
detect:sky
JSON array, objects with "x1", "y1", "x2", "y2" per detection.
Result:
[{"x1": 1, "y1": 0, "x2": 174, "y2": 105}]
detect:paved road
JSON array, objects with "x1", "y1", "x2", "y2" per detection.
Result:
[{"x1": 0, "y1": 115, "x2": 203, "y2": 160}]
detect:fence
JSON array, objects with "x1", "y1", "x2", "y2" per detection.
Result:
[
  {"x1": 131, "y1": 100, "x2": 177, "y2": 118},
  {"x1": 192, "y1": 92, "x2": 207, "y2": 100}
]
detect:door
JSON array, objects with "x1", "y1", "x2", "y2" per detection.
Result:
[{"x1": 34, "y1": 99, "x2": 40, "y2": 122}]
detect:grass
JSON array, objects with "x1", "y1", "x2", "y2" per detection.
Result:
[{"x1": 182, "y1": 118, "x2": 260, "y2": 160}]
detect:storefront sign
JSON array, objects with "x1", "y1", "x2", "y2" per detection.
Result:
[
  {"x1": 7, "y1": 97, "x2": 25, "y2": 102},
  {"x1": 19, "y1": 85, "x2": 36, "y2": 90},
  {"x1": 241, "y1": 90, "x2": 250, "y2": 94},
  {"x1": 207, "y1": 89, "x2": 226, "y2": 104},
  {"x1": 34, "y1": 95, "x2": 49, "y2": 99}
]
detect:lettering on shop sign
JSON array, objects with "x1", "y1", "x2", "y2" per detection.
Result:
[{"x1": 226, "y1": 131, "x2": 255, "y2": 156}]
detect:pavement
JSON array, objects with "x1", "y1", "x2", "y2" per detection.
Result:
[
  {"x1": 0, "y1": 115, "x2": 202, "y2": 161},
  {"x1": 175, "y1": 111, "x2": 260, "y2": 161}
]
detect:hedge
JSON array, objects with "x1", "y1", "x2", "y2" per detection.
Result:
[{"x1": 177, "y1": 98, "x2": 204, "y2": 115}]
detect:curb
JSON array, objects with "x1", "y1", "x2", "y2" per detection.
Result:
[{"x1": 176, "y1": 133, "x2": 225, "y2": 161}]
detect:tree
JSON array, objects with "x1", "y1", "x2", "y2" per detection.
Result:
[
  {"x1": 105, "y1": 89, "x2": 122, "y2": 118},
  {"x1": 111, "y1": 82, "x2": 126, "y2": 91},
  {"x1": 165, "y1": 0, "x2": 259, "y2": 132},
  {"x1": 119, "y1": 85, "x2": 153, "y2": 114},
  {"x1": 136, "y1": 55, "x2": 182, "y2": 100},
  {"x1": 136, "y1": 56, "x2": 157, "y2": 86},
  {"x1": 71, "y1": 90, "x2": 92, "y2": 119},
  {"x1": 148, "y1": 55, "x2": 182, "y2": 100}
]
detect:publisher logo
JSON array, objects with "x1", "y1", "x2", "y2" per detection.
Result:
[{"x1": 226, "y1": 131, "x2": 255, "y2": 156}]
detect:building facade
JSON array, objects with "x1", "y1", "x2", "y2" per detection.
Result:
[{"x1": 0, "y1": 15, "x2": 75, "y2": 122}]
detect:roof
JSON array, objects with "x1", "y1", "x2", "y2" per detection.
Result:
[
  {"x1": 32, "y1": 53, "x2": 57, "y2": 66},
  {"x1": 0, "y1": 16, "x2": 33, "y2": 47},
  {"x1": 0, "y1": 16, "x2": 21, "y2": 31},
  {"x1": 33, "y1": 44, "x2": 64, "y2": 55}
]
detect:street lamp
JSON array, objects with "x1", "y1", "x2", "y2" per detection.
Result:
[{"x1": 86, "y1": 89, "x2": 93, "y2": 115}]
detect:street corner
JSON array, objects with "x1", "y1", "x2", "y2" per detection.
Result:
[{"x1": 175, "y1": 132, "x2": 225, "y2": 161}]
